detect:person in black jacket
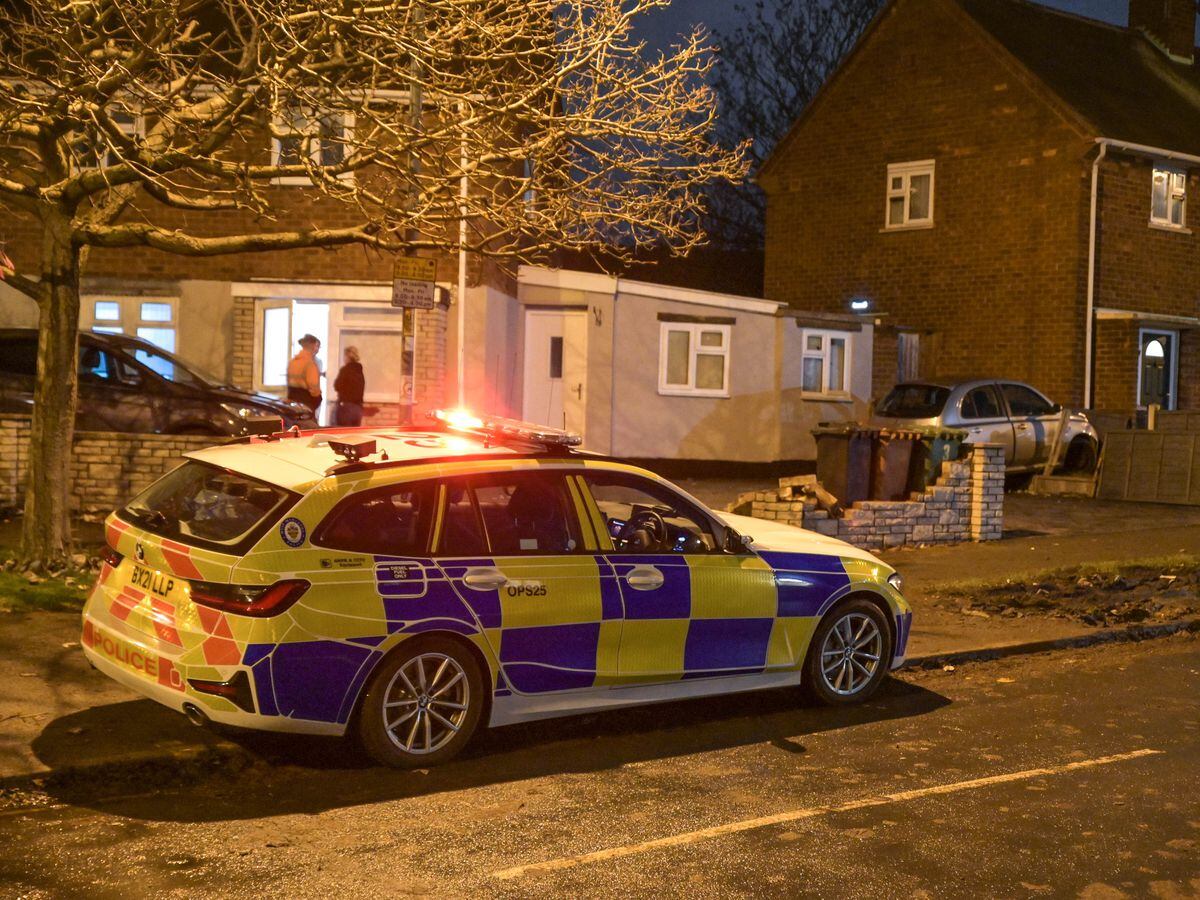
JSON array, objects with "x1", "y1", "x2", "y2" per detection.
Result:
[{"x1": 333, "y1": 346, "x2": 366, "y2": 426}]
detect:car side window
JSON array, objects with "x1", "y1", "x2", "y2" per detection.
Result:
[
  {"x1": 960, "y1": 386, "x2": 1003, "y2": 420},
  {"x1": 436, "y1": 479, "x2": 488, "y2": 557},
  {"x1": 313, "y1": 480, "x2": 436, "y2": 556},
  {"x1": 470, "y1": 471, "x2": 581, "y2": 555},
  {"x1": 1001, "y1": 383, "x2": 1054, "y2": 417},
  {"x1": 78, "y1": 345, "x2": 113, "y2": 383},
  {"x1": 580, "y1": 471, "x2": 717, "y2": 554},
  {"x1": 113, "y1": 355, "x2": 145, "y2": 387}
]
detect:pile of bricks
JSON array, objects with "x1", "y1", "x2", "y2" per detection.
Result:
[
  {"x1": 728, "y1": 443, "x2": 1005, "y2": 550},
  {"x1": 0, "y1": 416, "x2": 214, "y2": 514}
]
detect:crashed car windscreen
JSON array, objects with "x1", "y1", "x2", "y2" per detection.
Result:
[{"x1": 876, "y1": 384, "x2": 951, "y2": 419}]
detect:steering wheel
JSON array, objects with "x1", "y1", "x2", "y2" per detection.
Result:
[{"x1": 616, "y1": 509, "x2": 668, "y2": 552}]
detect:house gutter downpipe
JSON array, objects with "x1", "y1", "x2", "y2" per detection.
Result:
[{"x1": 1085, "y1": 140, "x2": 1106, "y2": 410}]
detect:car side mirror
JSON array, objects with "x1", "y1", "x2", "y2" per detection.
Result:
[{"x1": 725, "y1": 529, "x2": 754, "y2": 553}]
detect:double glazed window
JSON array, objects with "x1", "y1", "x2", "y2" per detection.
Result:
[
  {"x1": 800, "y1": 330, "x2": 851, "y2": 398},
  {"x1": 885, "y1": 160, "x2": 935, "y2": 229},
  {"x1": 86, "y1": 297, "x2": 178, "y2": 353},
  {"x1": 272, "y1": 108, "x2": 354, "y2": 184},
  {"x1": 1151, "y1": 166, "x2": 1187, "y2": 229},
  {"x1": 658, "y1": 323, "x2": 730, "y2": 397},
  {"x1": 76, "y1": 109, "x2": 143, "y2": 170}
]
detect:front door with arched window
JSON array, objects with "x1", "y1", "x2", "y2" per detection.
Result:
[{"x1": 1138, "y1": 329, "x2": 1177, "y2": 410}]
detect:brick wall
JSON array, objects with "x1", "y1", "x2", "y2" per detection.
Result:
[
  {"x1": 731, "y1": 443, "x2": 1005, "y2": 551},
  {"x1": 762, "y1": 0, "x2": 1094, "y2": 406},
  {"x1": 0, "y1": 416, "x2": 214, "y2": 513}
]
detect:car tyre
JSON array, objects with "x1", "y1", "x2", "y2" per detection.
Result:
[
  {"x1": 803, "y1": 598, "x2": 892, "y2": 706},
  {"x1": 357, "y1": 636, "x2": 485, "y2": 768},
  {"x1": 1062, "y1": 437, "x2": 1098, "y2": 474}
]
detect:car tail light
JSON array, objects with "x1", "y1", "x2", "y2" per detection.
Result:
[
  {"x1": 101, "y1": 546, "x2": 123, "y2": 568},
  {"x1": 189, "y1": 579, "x2": 309, "y2": 618}
]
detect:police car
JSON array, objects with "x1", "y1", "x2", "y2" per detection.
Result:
[{"x1": 82, "y1": 411, "x2": 912, "y2": 768}]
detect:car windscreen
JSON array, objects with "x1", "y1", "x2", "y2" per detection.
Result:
[
  {"x1": 876, "y1": 384, "x2": 951, "y2": 419},
  {"x1": 122, "y1": 461, "x2": 296, "y2": 553}
]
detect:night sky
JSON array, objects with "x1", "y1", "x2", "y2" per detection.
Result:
[{"x1": 637, "y1": 0, "x2": 1130, "y2": 48}]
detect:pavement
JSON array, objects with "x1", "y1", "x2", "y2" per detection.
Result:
[
  {"x1": 0, "y1": 491, "x2": 1197, "y2": 785},
  {"x1": 0, "y1": 635, "x2": 1196, "y2": 897}
]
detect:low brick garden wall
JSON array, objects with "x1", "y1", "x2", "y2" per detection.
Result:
[
  {"x1": 0, "y1": 415, "x2": 218, "y2": 514},
  {"x1": 730, "y1": 443, "x2": 1005, "y2": 550}
]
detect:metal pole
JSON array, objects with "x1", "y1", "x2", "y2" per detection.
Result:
[
  {"x1": 402, "y1": 3, "x2": 423, "y2": 424},
  {"x1": 457, "y1": 102, "x2": 467, "y2": 408}
]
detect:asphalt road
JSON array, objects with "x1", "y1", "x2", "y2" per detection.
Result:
[{"x1": 1, "y1": 636, "x2": 1197, "y2": 899}]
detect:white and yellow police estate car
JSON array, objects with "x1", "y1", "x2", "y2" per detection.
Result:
[{"x1": 82, "y1": 411, "x2": 912, "y2": 767}]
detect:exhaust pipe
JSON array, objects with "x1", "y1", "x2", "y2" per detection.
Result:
[{"x1": 182, "y1": 703, "x2": 211, "y2": 729}]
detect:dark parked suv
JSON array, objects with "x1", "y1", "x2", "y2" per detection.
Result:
[{"x1": 0, "y1": 329, "x2": 316, "y2": 436}]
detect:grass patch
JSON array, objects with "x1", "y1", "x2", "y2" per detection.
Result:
[{"x1": 0, "y1": 569, "x2": 92, "y2": 613}]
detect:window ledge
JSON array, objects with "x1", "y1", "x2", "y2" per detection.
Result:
[
  {"x1": 658, "y1": 388, "x2": 730, "y2": 399},
  {"x1": 1148, "y1": 220, "x2": 1191, "y2": 235},
  {"x1": 801, "y1": 392, "x2": 855, "y2": 403},
  {"x1": 881, "y1": 222, "x2": 935, "y2": 233}
]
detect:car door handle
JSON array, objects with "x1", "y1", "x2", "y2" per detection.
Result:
[
  {"x1": 624, "y1": 566, "x2": 664, "y2": 591},
  {"x1": 463, "y1": 568, "x2": 508, "y2": 591}
]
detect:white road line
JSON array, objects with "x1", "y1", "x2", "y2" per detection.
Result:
[{"x1": 491, "y1": 748, "x2": 1163, "y2": 881}]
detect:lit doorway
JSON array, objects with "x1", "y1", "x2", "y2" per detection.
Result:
[{"x1": 254, "y1": 299, "x2": 414, "y2": 425}]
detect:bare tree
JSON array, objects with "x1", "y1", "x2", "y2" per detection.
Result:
[
  {"x1": 707, "y1": 0, "x2": 881, "y2": 249},
  {"x1": 0, "y1": 0, "x2": 746, "y2": 567}
]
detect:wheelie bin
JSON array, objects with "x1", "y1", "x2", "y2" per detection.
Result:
[
  {"x1": 813, "y1": 424, "x2": 875, "y2": 507},
  {"x1": 906, "y1": 425, "x2": 968, "y2": 493},
  {"x1": 871, "y1": 428, "x2": 920, "y2": 501}
]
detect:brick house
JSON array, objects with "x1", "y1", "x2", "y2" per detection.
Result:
[
  {"x1": 761, "y1": 0, "x2": 1200, "y2": 412},
  {"x1": 0, "y1": 197, "x2": 494, "y2": 428}
]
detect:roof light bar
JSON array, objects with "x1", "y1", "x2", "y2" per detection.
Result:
[{"x1": 431, "y1": 409, "x2": 582, "y2": 448}]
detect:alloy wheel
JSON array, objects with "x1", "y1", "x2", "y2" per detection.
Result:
[
  {"x1": 819, "y1": 612, "x2": 883, "y2": 697},
  {"x1": 381, "y1": 652, "x2": 471, "y2": 755}
]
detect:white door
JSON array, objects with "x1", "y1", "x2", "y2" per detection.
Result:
[{"x1": 522, "y1": 309, "x2": 586, "y2": 435}]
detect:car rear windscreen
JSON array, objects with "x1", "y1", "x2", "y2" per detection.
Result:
[
  {"x1": 122, "y1": 461, "x2": 295, "y2": 552},
  {"x1": 876, "y1": 384, "x2": 951, "y2": 419}
]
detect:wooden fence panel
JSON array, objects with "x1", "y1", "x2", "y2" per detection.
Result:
[{"x1": 1098, "y1": 429, "x2": 1200, "y2": 504}]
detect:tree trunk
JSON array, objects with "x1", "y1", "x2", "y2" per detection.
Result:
[{"x1": 19, "y1": 219, "x2": 81, "y2": 569}]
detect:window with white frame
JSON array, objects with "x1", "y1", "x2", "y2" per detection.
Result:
[
  {"x1": 76, "y1": 109, "x2": 144, "y2": 170},
  {"x1": 272, "y1": 108, "x2": 354, "y2": 184},
  {"x1": 885, "y1": 160, "x2": 935, "y2": 229},
  {"x1": 1151, "y1": 166, "x2": 1187, "y2": 228},
  {"x1": 658, "y1": 322, "x2": 731, "y2": 397},
  {"x1": 83, "y1": 297, "x2": 178, "y2": 353},
  {"x1": 801, "y1": 330, "x2": 852, "y2": 398}
]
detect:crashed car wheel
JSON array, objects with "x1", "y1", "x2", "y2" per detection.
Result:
[
  {"x1": 804, "y1": 599, "x2": 892, "y2": 705},
  {"x1": 1062, "y1": 437, "x2": 1098, "y2": 474},
  {"x1": 358, "y1": 637, "x2": 485, "y2": 768}
]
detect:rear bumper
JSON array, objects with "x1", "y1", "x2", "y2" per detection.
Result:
[{"x1": 81, "y1": 616, "x2": 343, "y2": 737}]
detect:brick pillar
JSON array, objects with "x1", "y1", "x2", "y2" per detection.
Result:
[
  {"x1": 413, "y1": 305, "x2": 447, "y2": 415},
  {"x1": 231, "y1": 296, "x2": 255, "y2": 390},
  {"x1": 969, "y1": 443, "x2": 1005, "y2": 541}
]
